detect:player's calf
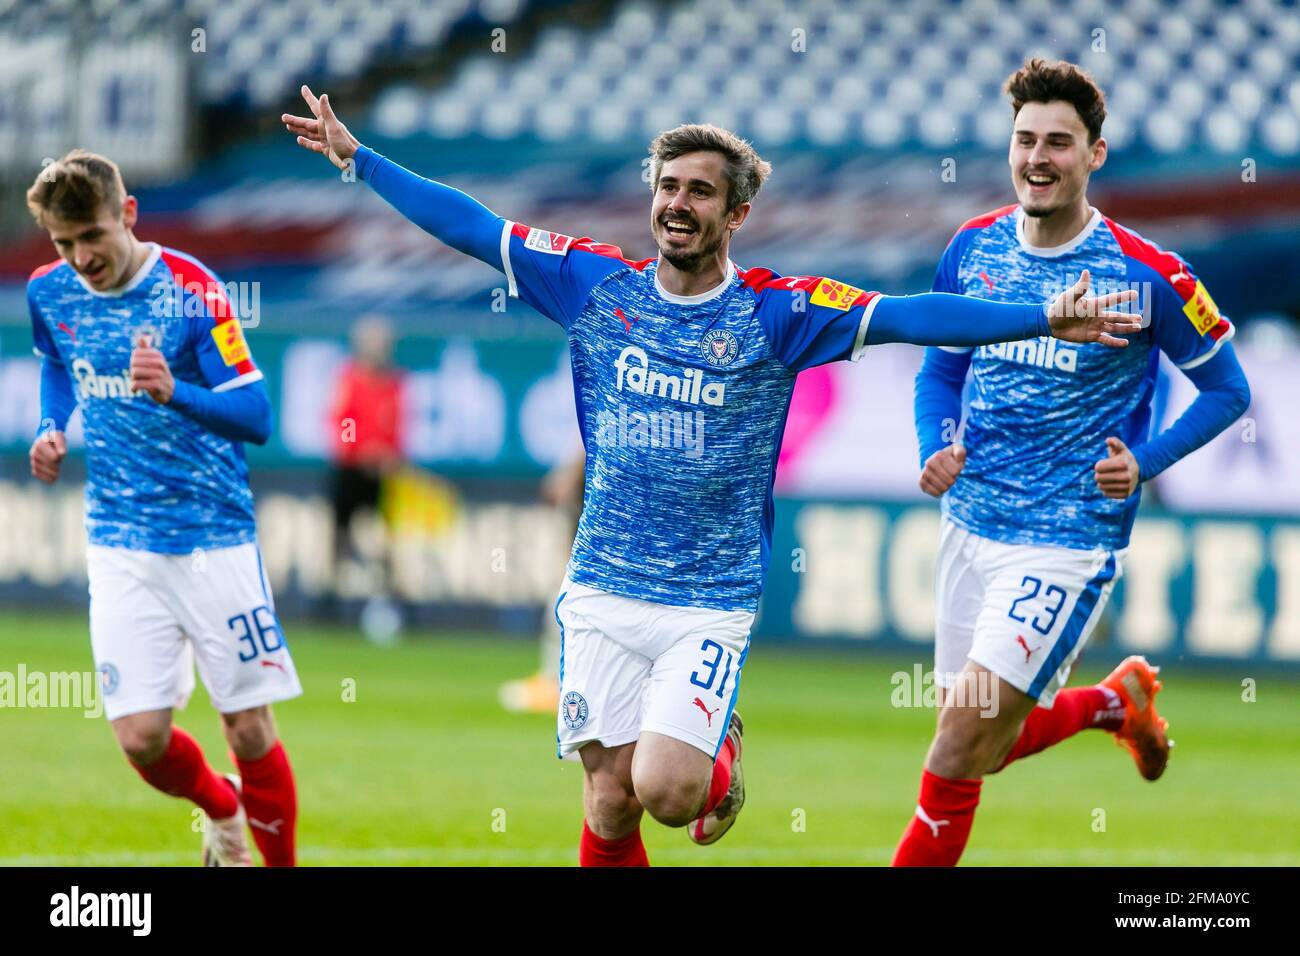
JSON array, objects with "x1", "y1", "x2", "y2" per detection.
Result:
[
  {"x1": 580, "y1": 741, "x2": 642, "y2": 836},
  {"x1": 926, "y1": 671, "x2": 1036, "y2": 780},
  {"x1": 120, "y1": 718, "x2": 241, "y2": 826},
  {"x1": 222, "y1": 706, "x2": 298, "y2": 867},
  {"x1": 579, "y1": 742, "x2": 648, "y2": 866}
]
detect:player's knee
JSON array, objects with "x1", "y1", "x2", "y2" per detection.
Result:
[
  {"x1": 221, "y1": 707, "x2": 276, "y2": 760},
  {"x1": 634, "y1": 773, "x2": 706, "y2": 828},
  {"x1": 117, "y1": 724, "x2": 171, "y2": 766},
  {"x1": 585, "y1": 775, "x2": 639, "y2": 833},
  {"x1": 928, "y1": 715, "x2": 1005, "y2": 779}
]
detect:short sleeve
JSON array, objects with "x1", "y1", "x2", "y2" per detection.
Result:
[
  {"x1": 499, "y1": 221, "x2": 640, "y2": 329},
  {"x1": 751, "y1": 272, "x2": 882, "y2": 372}
]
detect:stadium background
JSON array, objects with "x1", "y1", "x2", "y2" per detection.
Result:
[{"x1": 0, "y1": 0, "x2": 1297, "y2": 866}]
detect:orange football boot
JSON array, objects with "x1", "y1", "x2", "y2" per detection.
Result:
[{"x1": 1100, "y1": 655, "x2": 1172, "y2": 781}]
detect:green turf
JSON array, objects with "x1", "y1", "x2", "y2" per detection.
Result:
[{"x1": 1, "y1": 609, "x2": 1296, "y2": 866}]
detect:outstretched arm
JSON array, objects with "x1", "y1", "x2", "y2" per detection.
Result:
[
  {"x1": 354, "y1": 147, "x2": 504, "y2": 267},
  {"x1": 869, "y1": 270, "x2": 1140, "y2": 348},
  {"x1": 283, "y1": 86, "x2": 503, "y2": 268}
]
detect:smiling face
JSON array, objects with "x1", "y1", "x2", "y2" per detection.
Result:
[
  {"x1": 44, "y1": 198, "x2": 139, "y2": 291},
  {"x1": 1010, "y1": 100, "x2": 1106, "y2": 218},
  {"x1": 650, "y1": 151, "x2": 749, "y2": 273}
]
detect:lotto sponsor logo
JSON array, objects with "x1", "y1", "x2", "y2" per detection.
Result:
[
  {"x1": 524, "y1": 228, "x2": 574, "y2": 255},
  {"x1": 810, "y1": 277, "x2": 866, "y2": 311},
  {"x1": 71, "y1": 358, "x2": 138, "y2": 400},
  {"x1": 613, "y1": 345, "x2": 727, "y2": 406},
  {"x1": 1183, "y1": 280, "x2": 1222, "y2": 335},
  {"x1": 212, "y1": 319, "x2": 251, "y2": 367},
  {"x1": 978, "y1": 337, "x2": 1078, "y2": 372}
]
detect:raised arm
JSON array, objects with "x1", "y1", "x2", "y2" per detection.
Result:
[{"x1": 283, "y1": 86, "x2": 503, "y2": 268}]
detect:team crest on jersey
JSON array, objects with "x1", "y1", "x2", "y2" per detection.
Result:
[
  {"x1": 524, "y1": 228, "x2": 575, "y2": 256},
  {"x1": 561, "y1": 691, "x2": 589, "y2": 730},
  {"x1": 700, "y1": 329, "x2": 739, "y2": 366},
  {"x1": 810, "y1": 278, "x2": 866, "y2": 311},
  {"x1": 98, "y1": 662, "x2": 120, "y2": 696}
]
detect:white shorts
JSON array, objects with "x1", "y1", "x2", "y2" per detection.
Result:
[
  {"x1": 554, "y1": 578, "x2": 752, "y2": 759},
  {"x1": 934, "y1": 520, "x2": 1123, "y2": 708},
  {"x1": 88, "y1": 542, "x2": 303, "y2": 721}
]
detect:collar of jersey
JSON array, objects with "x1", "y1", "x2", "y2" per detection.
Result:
[
  {"x1": 1014, "y1": 205, "x2": 1102, "y2": 258},
  {"x1": 76, "y1": 241, "x2": 161, "y2": 297},
  {"x1": 653, "y1": 259, "x2": 736, "y2": 305}
]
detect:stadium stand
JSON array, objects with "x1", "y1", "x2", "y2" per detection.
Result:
[{"x1": 370, "y1": 0, "x2": 1300, "y2": 154}]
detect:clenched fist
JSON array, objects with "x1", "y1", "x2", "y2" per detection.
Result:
[
  {"x1": 130, "y1": 339, "x2": 174, "y2": 404},
  {"x1": 30, "y1": 430, "x2": 67, "y2": 484},
  {"x1": 1094, "y1": 436, "x2": 1140, "y2": 499},
  {"x1": 919, "y1": 444, "x2": 966, "y2": 498}
]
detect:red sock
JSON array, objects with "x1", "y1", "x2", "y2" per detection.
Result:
[
  {"x1": 579, "y1": 820, "x2": 649, "y2": 867},
  {"x1": 701, "y1": 735, "x2": 737, "y2": 816},
  {"x1": 995, "y1": 686, "x2": 1124, "y2": 772},
  {"x1": 130, "y1": 726, "x2": 239, "y2": 820},
  {"x1": 891, "y1": 770, "x2": 982, "y2": 867},
  {"x1": 234, "y1": 740, "x2": 298, "y2": 867}
]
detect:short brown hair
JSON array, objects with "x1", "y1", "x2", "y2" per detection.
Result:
[
  {"x1": 648, "y1": 124, "x2": 772, "y2": 210},
  {"x1": 26, "y1": 149, "x2": 127, "y2": 226},
  {"x1": 1005, "y1": 58, "x2": 1107, "y2": 142}
]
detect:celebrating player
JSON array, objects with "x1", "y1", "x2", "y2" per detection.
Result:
[
  {"x1": 26, "y1": 150, "x2": 302, "y2": 867},
  {"x1": 284, "y1": 86, "x2": 1139, "y2": 866},
  {"x1": 895, "y1": 59, "x2": 1252, "y2": 867}
]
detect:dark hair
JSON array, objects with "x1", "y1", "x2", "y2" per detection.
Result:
[
  {"x1": 647, "y1": 124, "x2": 772, "y2": 210},
  {"x1": 1005, "y1": 58, "x2": 1107, "y2": 142},
  {"x1": 26, "y1": 149, "x2": 126, "y2": 225}
]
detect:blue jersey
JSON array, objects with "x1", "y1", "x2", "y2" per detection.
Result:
[
  {"x1": 503, "y1": 222, "x2": 881, "y2": 611},
  {"x1": 28, "y1": 243, "x2": 264, "y2": 553},
  {"x1": 933, "y1": 205, "x2": 1234, "y2": 551}
]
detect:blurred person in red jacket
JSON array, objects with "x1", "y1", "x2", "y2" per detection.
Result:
[{"x1": 328, "y1": 315, "x2": 405, "y2": 632}]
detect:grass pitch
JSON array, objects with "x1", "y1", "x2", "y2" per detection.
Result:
[{"x1": 2, "y1": 609, "x2": 1296, "y2": 866}]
